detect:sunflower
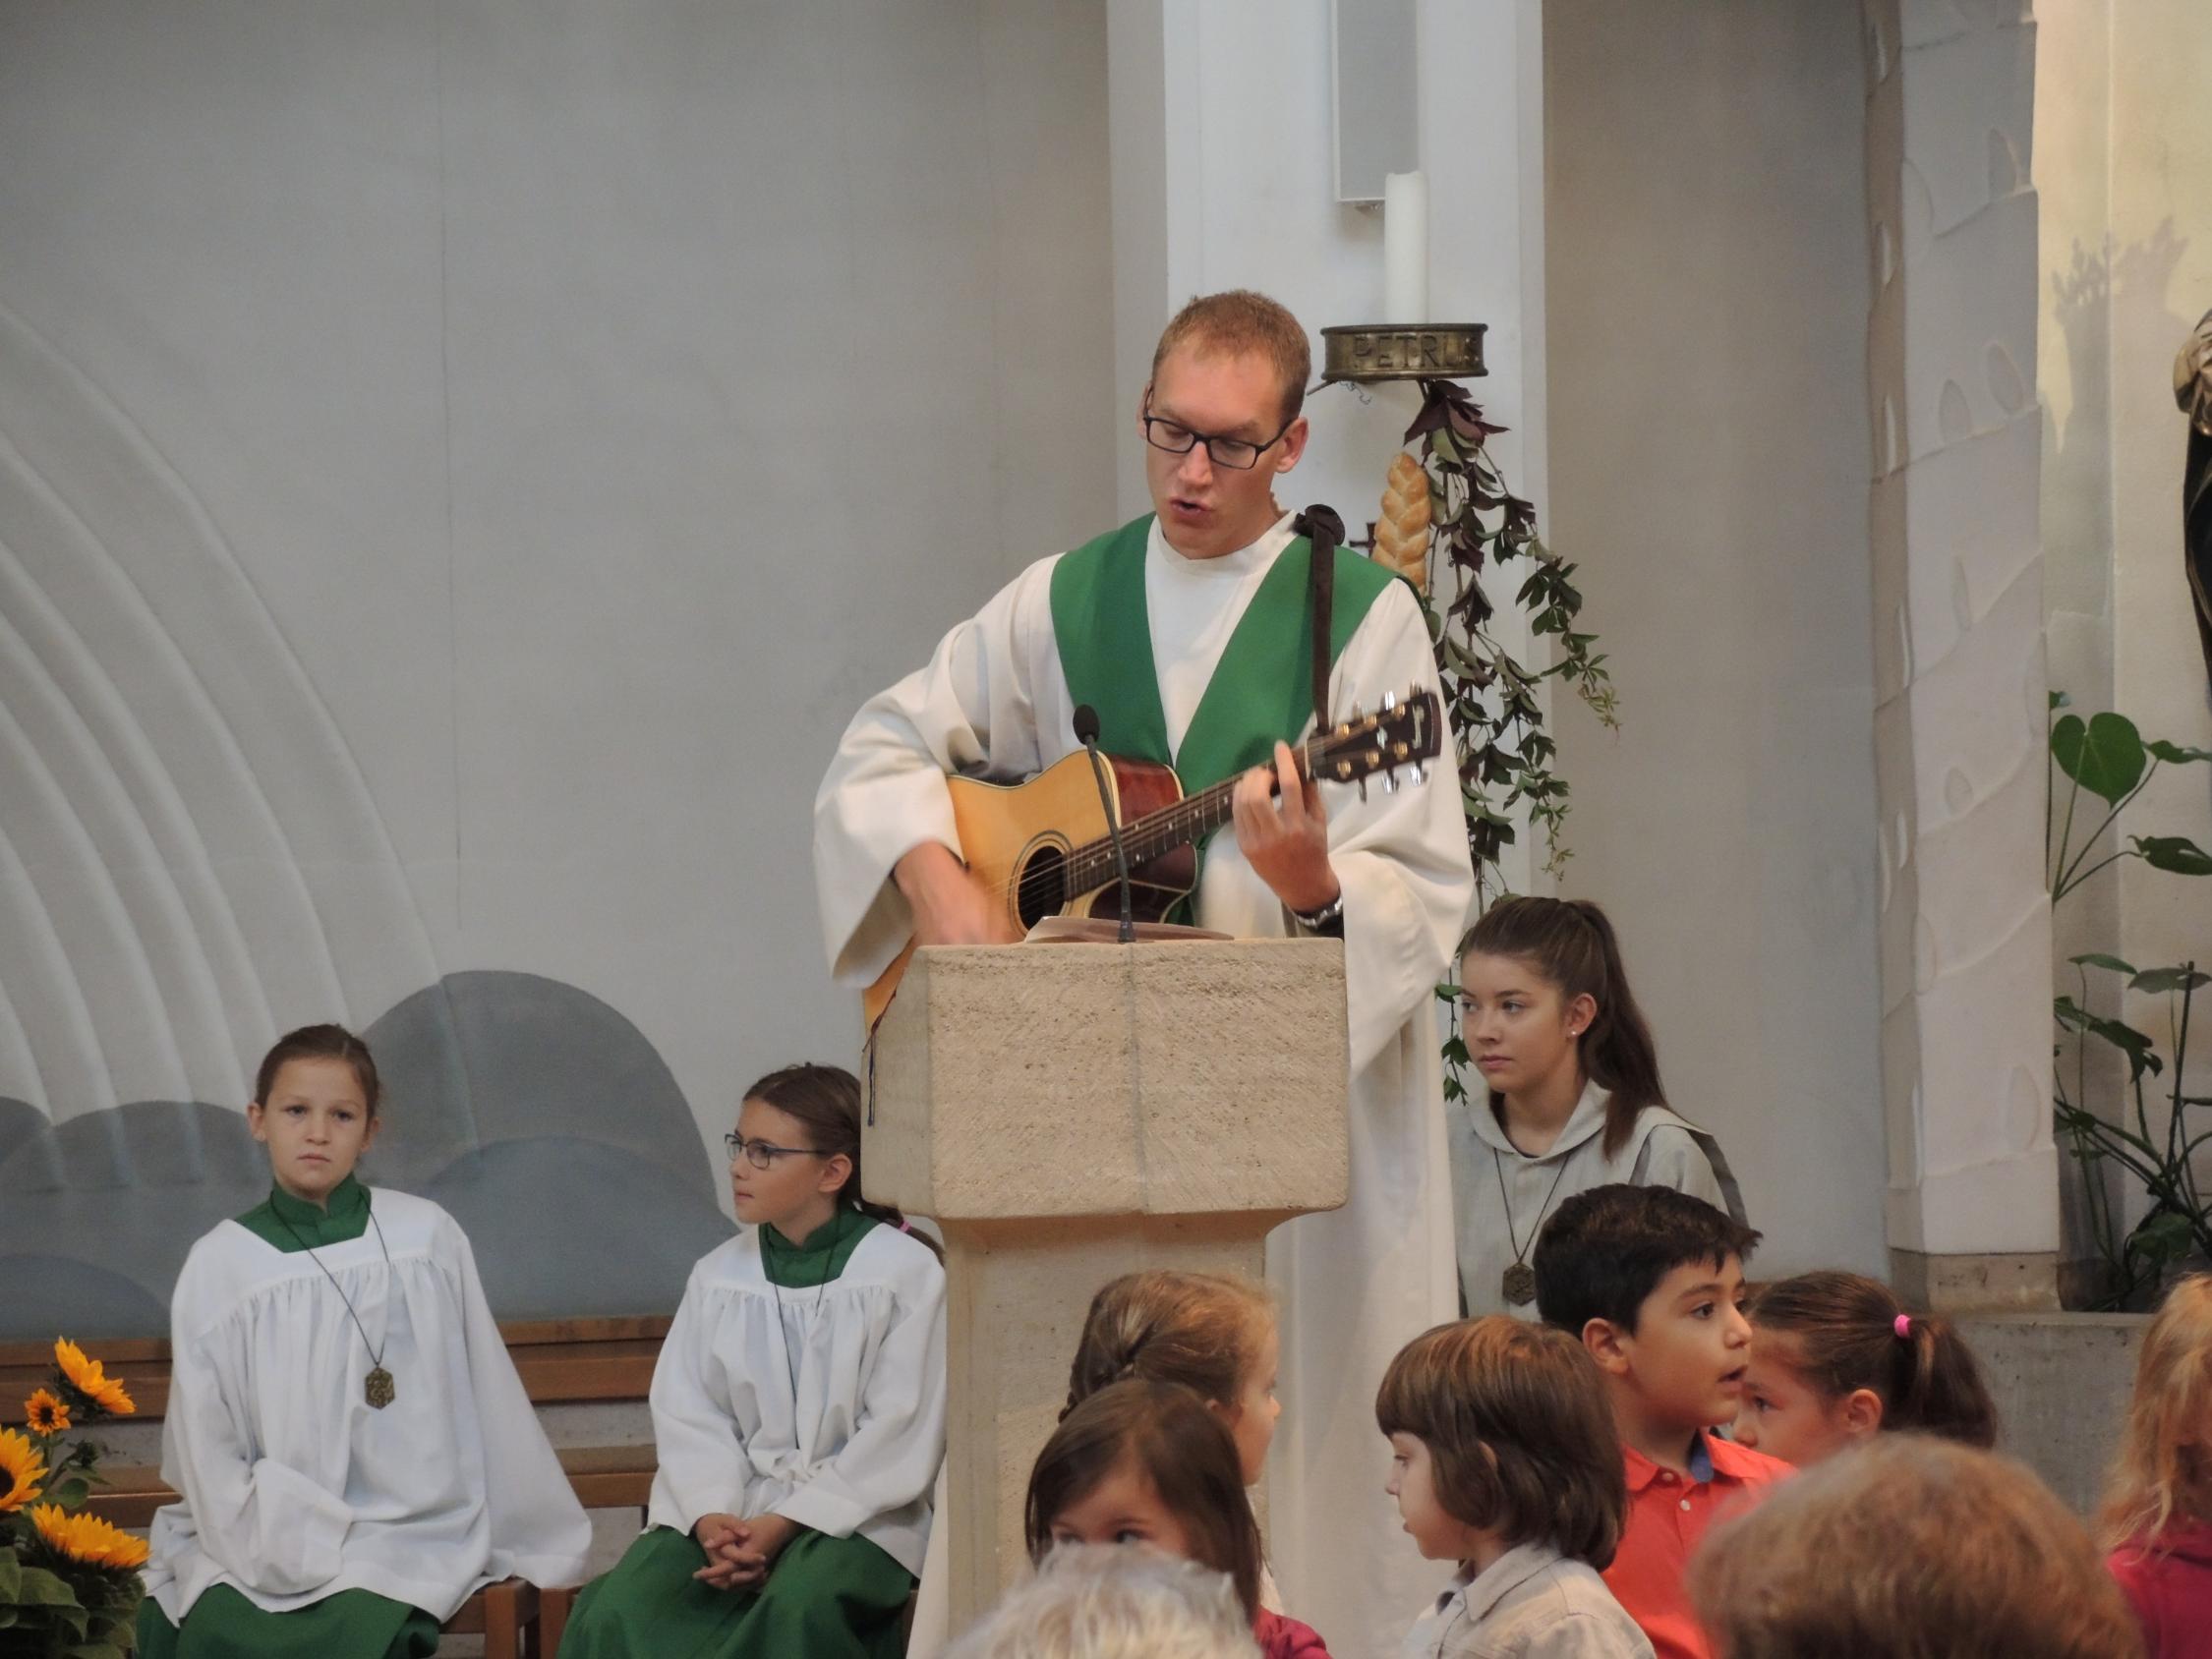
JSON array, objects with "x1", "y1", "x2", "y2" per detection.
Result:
[
  {"x1": 53, "y1": 1337, "x2": 136, "y2": 1416},
  {"x1": 24, "y1": 1388, "x2": 70, "y2": 1435},
  {"x1": 0, "y1": 1425, "x2": 47, "y2": 1512},
  {"x1": 29, "y1": 1502, "x2": 149, "y2": 1571}
]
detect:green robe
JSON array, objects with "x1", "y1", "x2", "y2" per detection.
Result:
[
  {"x1": 556, "y1": 1214, "x2": 916, "y2": 1659},
  {"x1": 135, "y1": 1178, "x2": 442, "y2": 1659}
]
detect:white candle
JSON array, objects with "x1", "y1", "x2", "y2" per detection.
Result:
[{"x1": 1383, "y1": 169, "x2": 1427, "y2": 323}]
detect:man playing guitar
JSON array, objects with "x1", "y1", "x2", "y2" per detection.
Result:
[{"x1": 813, "y1": 290, "x2": 1474, "y2": 1656}]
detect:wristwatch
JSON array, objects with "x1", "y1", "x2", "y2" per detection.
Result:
[{"x1": 1291, "y1": 892, "x2": 1345, "y2": 936}]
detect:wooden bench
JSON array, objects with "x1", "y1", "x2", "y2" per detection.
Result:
[
  {"x1": 1, "y1": 1319, "x2": 668, "y2": 1658},
  {"x1": 2, "y1": 1316, "x2": 671, "y2": 1425}
]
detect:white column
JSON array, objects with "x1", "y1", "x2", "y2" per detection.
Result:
[{"x1": 1865, "y1": 0, "x2": 2059, "y2": 1305}]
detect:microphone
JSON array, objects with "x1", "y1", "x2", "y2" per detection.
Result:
[{"x1": 1072, "y1": 705, "x2": 1137, "y2": 944}]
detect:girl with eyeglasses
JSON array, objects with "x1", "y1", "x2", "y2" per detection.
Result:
[{"x1": 559, "y1": 1063, "x2": 947, "y2": 1659}]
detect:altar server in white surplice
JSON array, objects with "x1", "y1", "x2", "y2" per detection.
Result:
[
  {"x1": 813, "y1": 291, "x2": 1475, "y2": 1659},
  {"x1": 559, "y1": 1063, "x2": 946, "y2": 1659},
  {"x1": 138, "y1": 1024, "x2": 588, "y2": 1659}
]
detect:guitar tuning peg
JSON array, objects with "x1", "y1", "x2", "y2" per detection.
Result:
[
  {"x1": 1381, "y1": 773, "x2": 1400, "y2": 794},
  {"x1": 1357, "y1": 778, "x2": 1368, "y2": 803},
  {"x1": 1380, "y1": 690, "x2": 1396, "y2": 711},
  {"x1": 1409, "y1": 763, "x2": 1426, "y2": 785}
]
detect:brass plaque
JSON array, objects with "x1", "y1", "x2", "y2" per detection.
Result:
[{"x1": 1320, "y1": 323, "x2": 1487, "y2": 383}]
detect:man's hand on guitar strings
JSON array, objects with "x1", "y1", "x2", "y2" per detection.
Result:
[
  {"x1": 1233, "y1": 740, "x2": 1340, "y2": 916},
  {"x1": 894, "y1": 842, "x2": 1022, "y2": 946}
]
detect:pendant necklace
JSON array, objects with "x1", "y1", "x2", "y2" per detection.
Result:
[
  {"x1": 1491, "y1": 1146, "x2": 1570, "y2": 1307},
  {"x1": 278, "y1": 1206, "x2": 398, "y2": 1408},
  {"x1": 775, "y1": 1210, "x2": 845, "y2": 1412}
]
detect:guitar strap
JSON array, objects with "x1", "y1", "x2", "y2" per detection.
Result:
[{"x1": 1297, "y1": 503, "x2": 1346, "y2": 733}]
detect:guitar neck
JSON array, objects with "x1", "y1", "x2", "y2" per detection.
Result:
[{"x1": 1062, "y1": 736, "x2": 1321, "y2": 896}]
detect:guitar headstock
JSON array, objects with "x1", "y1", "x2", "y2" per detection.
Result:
[{"x1": 1310, "y1": 687, "x2": 1443, "y2": 789}]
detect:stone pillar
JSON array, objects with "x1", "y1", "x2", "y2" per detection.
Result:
[
  {"x1": 864, "y1": 940, "x2": 1350, "y2": 1628},
  {"x1": 1863, "y1": 0, "x2": 2059, "y2": 1310}
]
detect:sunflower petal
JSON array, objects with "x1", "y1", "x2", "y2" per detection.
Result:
[{"x1": 0, "y1": 1425, "x2": 49, "y2": 1513}]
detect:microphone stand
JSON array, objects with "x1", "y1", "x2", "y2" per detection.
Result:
[{"x1": 1072, "y1": 705, "x2": 1137, "y2": 944}]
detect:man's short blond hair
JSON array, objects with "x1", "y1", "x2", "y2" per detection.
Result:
[
  {"x1": 946, "y1": 1544, "x2": 1258, "y2": 1659},
  {"x1": 1690, "y1": 1436, "x2": 2141, "y2": 1659},
  {"x1": 1149, "y1": 291, "x2": 1311, "y2": 427}
]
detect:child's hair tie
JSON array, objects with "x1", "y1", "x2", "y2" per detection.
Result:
[
  {"x1": 1893, "y1": 1313, "x2": 1913, "y2": 1340},
  {"x1": 899, "y1": 1218, "x2": 912, "y2": 1233}
]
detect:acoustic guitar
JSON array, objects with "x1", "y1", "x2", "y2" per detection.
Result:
[{"x1": 862, "y1": 687, "x2": 1444, "y2": 1026}]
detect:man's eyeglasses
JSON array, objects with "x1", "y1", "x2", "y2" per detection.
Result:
[
  {"x1": 1141, "y1": 410, "x2": 1294, "y2": 472},
  {"x1": 723, "y1": 1132, "x2": 826, "y2": 1171}
]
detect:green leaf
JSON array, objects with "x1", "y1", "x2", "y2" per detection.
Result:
[
  {"x1": 2129, "y1": 1210, "x2": 2196, "y2": 1265},
  {"x1": 2050, "y1": 689, "x2": 2072, "y2": 710},
  {"x1": 2134, "y1": 835, "x2": 2212, "y2": 877},
  {"x1": 43, "y1": 1476, "x2": 89, "y2": 1509},
  {"x1": 2070, "y1": 952, "x2": 2138, "y2": 974},
  {"x1": 0, "y1": 1549, "x2": 18, "y2": 1598},
  {"x1": 1428, "y1": 427, "x2": 1462, "y2": 465},
  {"x1": 11, "y1": 1564, "x2": 85, "y2": 1611},
  {"x1": 2146, "y1": 739, "x2": 2212, "y2": 765},
  {"x1": 2129, "y1": 967, "x2": 2212, "y2": 995},
  {"x1": 2052, "y1": 712, "x2": 2147, "y2": 805},
  {"x1": 2055, "y1": 998, "x2": 2164, "y2": 1078}
]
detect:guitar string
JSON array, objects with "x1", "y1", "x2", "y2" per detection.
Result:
[
  {"x1": 989, "y1": 737, "x2": 1319, "y2": 913},
  {"x1": 982, "y1": 705, "x2": 1432, "y2": 917},
  {"x1": 990, "y1": 718, "x2": 1422, "y2": 912}
]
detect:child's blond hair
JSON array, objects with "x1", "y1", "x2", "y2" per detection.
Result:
[{"x1": 2101, "y1": 1273, "x2": 2212, "y2": 1551}]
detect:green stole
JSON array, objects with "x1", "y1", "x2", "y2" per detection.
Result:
[
  {"x1": 1048, "y1": 513, "x2": 1394, "y2": 912},
  {"x1": 236, "y1": 1174, "x2": 372, "y2": 1251},
  {"x1": 759, "y1": 1210, "x2": 880, "y2": 1287}
]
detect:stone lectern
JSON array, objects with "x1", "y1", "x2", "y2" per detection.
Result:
[{"x1": 864, "y1": 938, "x2": 1351, "y2": 1627}]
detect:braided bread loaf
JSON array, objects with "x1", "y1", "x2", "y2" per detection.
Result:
[{"x1": 1373, "y1": 450, "x2": 1430, "y2": 588}]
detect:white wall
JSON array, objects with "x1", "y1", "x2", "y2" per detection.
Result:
[
  {"x1": 0, "y1": 1, "x2": 1114, "y2": 1166},
  {"x1": 1543, "y1": 0, "x2": 1887, "y2": 1275}
]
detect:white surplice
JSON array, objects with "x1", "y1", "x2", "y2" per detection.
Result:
[
  {"x1": 814, "y1": 512, "x2": 1475, "y2": 1657},
  {"x1": 646, "y1": 1222, "x2": 948, "y2": 1576},
  {"x1": 143, "y1": 1189, "x2": 590, "y2": 1623}
]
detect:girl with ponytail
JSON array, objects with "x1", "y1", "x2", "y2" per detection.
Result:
[
  {"x1": 1064, "y1": 1271, "x2": 1280, "y2": 1483},
  {"x1": 561, "y1": 1063, "x2": 947, "y2": 1659},
  {"x1": 1448, "y1": 896, "x2": 1745, "y2": 1318},
  {"x1": 1732, "y1": 1270, "x2": 1997, "y2": 1465}
]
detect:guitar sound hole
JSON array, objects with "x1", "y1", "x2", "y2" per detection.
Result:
[{"x1": 1015, "y1": 844, "x2": 1068, "y2": 929}]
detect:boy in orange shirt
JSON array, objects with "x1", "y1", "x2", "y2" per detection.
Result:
[{"x1": 1533, "y1": 1184, "x2": 1790, "y2": 1659}]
